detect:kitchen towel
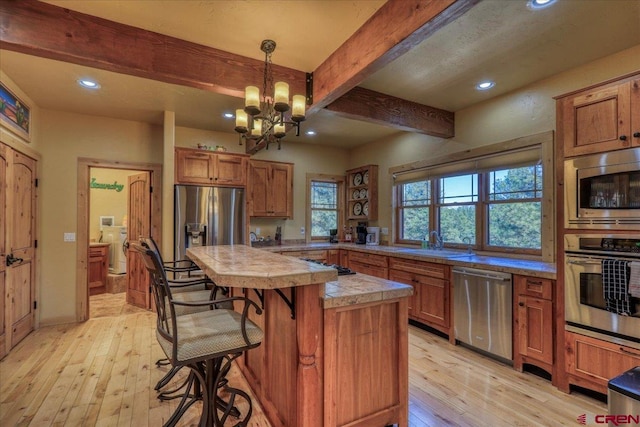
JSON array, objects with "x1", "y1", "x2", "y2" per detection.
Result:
[
  {"x1": 629, "y1": 261, "x2": 640, "y2": 299},
  {"x1": 602, "y1": 259, "x2": 631, "y2": 315}
]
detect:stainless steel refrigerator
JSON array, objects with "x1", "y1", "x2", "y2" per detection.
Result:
[{"x1": 174, "y1": 185, "x2": 245, "y2": 261}]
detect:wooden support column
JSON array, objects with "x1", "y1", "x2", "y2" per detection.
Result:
[{"x1": 296, "y1": 283, "x2": 324, "y2": 427}]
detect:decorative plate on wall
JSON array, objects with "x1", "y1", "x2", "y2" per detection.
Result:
[
  {"x1": 353, "y1": 202, "x2": 362, "y2": 216},
  {"x1": 353, "y1": 172, "x2": 363, "y2": 186},
  {"x1": 352, "y1": 189, "x2": 360, "y2": 199},
  {"x1": 363, "y1": 170, "x2": 369, "y2": 185},
  {"x1": 363, "y1": 201, "x2": 369, "y2": 216},
  {"x1": 359, "y1": 188, "x2": 367, "y2": 199}
]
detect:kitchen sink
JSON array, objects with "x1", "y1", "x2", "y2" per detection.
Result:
[{"x1": 399, "y1": 248, "x2": 475, "y2": 259}]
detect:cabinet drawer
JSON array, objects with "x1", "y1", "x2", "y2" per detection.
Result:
[
  {"x1": 284, "y1": 250, "x2": 326, "y2": 261},
  {"x1": 348, "y1": 251, "x2": 388, "y2": 268},
  {"x1": 388, "y1": 257, "x2": 448, "y2": 280},
  {"x1": 565, "y1": 331, "x2": 640, "y2": 390},
  {"x1": 515, "y1": 275, "x2": 552, "y2": 300},
  {"x1": 349, "y1": 260, "x2": 388, "y2": 279}
]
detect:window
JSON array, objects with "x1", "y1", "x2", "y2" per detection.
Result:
[
  {"x1": 487, "y1": 165, "x2": 542, "y2": 249},
  {"x1": 398, "y1": 180, "x2": 431, "y2": 241},
  {"x1": 438, "y1": 174, "x2": 478, "y2": 245},
  {"x1": 395, "y1": 162, "x2": 543, "y2": 254},
  {"x1": 310, "y1": 180, "x2": 340, "y2": 239}
]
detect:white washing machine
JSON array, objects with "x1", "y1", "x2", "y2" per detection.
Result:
[{"x1": 102, "y1": 226, "x2": 127, "y2": 274}]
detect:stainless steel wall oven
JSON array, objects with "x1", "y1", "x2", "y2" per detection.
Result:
[
  {"x1": 564, "y1": 234, "x2": 640, "y2": 347},
  {"x1": 564, "y1": 147, "x2": 640, "y2": 230}
]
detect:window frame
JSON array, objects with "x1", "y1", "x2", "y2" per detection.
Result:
[
  {"x1": 395, "y1": 162, "x2": 545, "y2": 256},
  {"x1": 306, "y1": 174, "x2": 345, "y2": 243}
]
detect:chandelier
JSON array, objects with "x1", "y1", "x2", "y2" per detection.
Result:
[{"x1": 234, "y1": 39, "x2": 307, "y2": 150}]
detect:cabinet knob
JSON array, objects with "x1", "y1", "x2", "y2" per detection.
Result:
[
  {"x1": 634, "y1": 132, "x2": 640, "y2": 138},
  {"x1": 518, "y1": 302, "x2": 525, "y2": 307},
  {"x1": 619, "y1": 135, "x2": 628, "y2": 141}
]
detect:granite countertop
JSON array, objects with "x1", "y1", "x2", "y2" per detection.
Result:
[
  {"x1": 264, "y1": 242, "x2": 557, "y2": 279},
  {"x1": 187, "y1": 245, "x2": 337, "y2": 289},
  {"x1": 324, "y1": 274, "x2": 413, "y2": 309},
  {"x1": 186, "y1": 245, "x2": 413, "y2": 308}
]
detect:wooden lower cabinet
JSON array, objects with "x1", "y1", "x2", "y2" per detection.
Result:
[
  {"x1": 283, "y1": 249, "x2": 327, "y2": 262},
  {"x1": 326, "y1": 249, "x2": 340, "y2": 265},
  {"x1": 348, "y1": 250, "x2": 388, "y2": 279},
  {"x1": 88, "y1": 244, "x2": 109, "y2": 296},
  {"x1": 564, "y1": 331, "x2": 640, "y2": 394},
  {"x1": 388, "y1": 257, "x2": 449, "y2": 334},
  {"x1": 513, "y1": 275, "x2": 554, "y2": 374}
]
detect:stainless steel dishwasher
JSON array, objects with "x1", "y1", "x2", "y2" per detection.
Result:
[{"x1": 453, "y1": 266, "x2": 512, "y2": 362}]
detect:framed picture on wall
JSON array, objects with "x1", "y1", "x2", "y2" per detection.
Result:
[
  {"x1": 0, "y1": 81, "x2": 31, "y2": 142},
  {"x1": 99, "y1": 216, "x2": 115, "y2": 230}
]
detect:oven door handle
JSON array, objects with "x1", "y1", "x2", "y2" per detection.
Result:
[{"x1": 566, "y1": 259, "x2": 603, "y2": 265}]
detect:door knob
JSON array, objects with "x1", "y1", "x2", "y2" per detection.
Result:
[{"x1": 6, "y1": 253, "x2": 23, "y2": 267}]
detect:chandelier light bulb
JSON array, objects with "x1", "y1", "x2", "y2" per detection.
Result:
[
  {"x1": 274, "y1": 82, "x2": 290, "y2": 113},
  {"x1": 245, "y1": 86, "x2": 261, "y2": 116},
  {"x1": 292, "y1": 95, "x2": 306, "y2": 122},
  {"x1": 251, "y1": 119, "x2": 263, "y2": 137},
  {"x1": 274, "y1": 123, "x2": 286, "y2": 138},
  {"x1": 234, "y1": 109, "x2": 248, "y2": 133}
]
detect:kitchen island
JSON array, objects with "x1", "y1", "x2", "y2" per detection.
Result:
[{"x1": 187, "y1": 245, "x2": 413, "y2": 427}]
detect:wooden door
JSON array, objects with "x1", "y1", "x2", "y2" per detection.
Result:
[
  {"x1": 175, "y1": 148, "x2": 214, "y2": 185},
  {"x1": 0, "y1": 144, "x2": 7, "y2": 358},
  {"x1": 517, "y1": 295, "x2": 553, "y2": 365},
  {"x1": 214, "y1": 153, "x2": 247, "y2": 186},
  {"x1": 270, "y1": 163, "x2": 292, "y2": 217},
  {"x1": 3, "y1": 146, "x2": 37, "y2": 351},
  {"x1": 561, "y1": 81, "x2": 631, "y2": 157},
  {"x1": 248, "y1": 161, "x2": 269, "y2": 216},
  {"x1": 126, "y1": 172, "x2": 151, "y2": 309}
]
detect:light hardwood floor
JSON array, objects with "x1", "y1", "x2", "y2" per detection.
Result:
[{"x1": 1, "y1": 293, "x2": 606, "y2": 426}]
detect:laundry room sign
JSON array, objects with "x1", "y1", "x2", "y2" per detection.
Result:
[{"x1": 90, "y1": 178, "x2": 124, "y2": 192}]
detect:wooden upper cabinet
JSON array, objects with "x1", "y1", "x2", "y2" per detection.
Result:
[
  {"x1": 248, "y1": 160, "x2": 293, "y2": 218},
  {"x1": 175, "y1": 147, "x2": 248, "y2": 186},
  {"x1": 557, "y1": 73, "x2": 640, "y2": 157}
]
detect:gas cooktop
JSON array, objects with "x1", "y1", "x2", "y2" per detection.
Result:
[{"x1": 300, "y1": 258, "x2": 356, "y2": 276}]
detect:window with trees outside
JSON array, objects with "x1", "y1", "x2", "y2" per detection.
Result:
[
  {"x1": 310, "y1": 180, "x2": 340, "y2": 239},
  {"x1": 396, "y1": 162, "x2": 543, "y2": 254}
]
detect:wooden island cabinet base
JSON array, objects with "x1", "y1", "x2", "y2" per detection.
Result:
[
  {"x1": 187, "y1": 246, "x2": 412, "y2": 427},
  {"x1": 234, "y1": 285, "x2": 409, "y2": 427}
]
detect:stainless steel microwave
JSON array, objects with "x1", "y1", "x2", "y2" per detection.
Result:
[{"x1": 564, "y1": 147, "x2": 640, "y2": 230}]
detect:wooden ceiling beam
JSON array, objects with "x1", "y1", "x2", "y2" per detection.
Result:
[
  {"x1": 0, "y1": 0, "x2": 307, "y2": 99},
  {"x1": 325, "y1": 87, "x2": 454, "y2": 138},
  {"x1": 310, "y1": 0, "x2": 480, "y2": 111}
]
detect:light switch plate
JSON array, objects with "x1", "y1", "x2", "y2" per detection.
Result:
[
  {"x1": 64, "y1": 232, "x2": 76, "y2": 242},
  {"x1": 381, "y1": 227, "x2": 389, "y2": 235}
]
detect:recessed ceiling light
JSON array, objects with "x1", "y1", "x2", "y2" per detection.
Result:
[
  {"x1": 305, "y1": 130, "x2": 316, "y2": 136},
  {"x1": 223, "y1": 112, "x2": 234, "y2": 119},
  {"x1": 528, "y1": 0, "x2": 557, "y2": 10},
  {"x1": 476, "y1": 81, "x2": 495, "y2": 90},
  {"x1": 77, "y1": 79, "x2": 100, "y2": 89}
]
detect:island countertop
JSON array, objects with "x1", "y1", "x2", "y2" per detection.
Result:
[{"x1": 187, "y1": 245, "x2": 413, "y2": 308}]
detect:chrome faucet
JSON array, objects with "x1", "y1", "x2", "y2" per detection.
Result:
[
  {"x1": 430, "y1": 230, "x2": 443, "y2": 250},
  {"x1": 462, "y1": 236, "x2": 473, "y2": 254}
]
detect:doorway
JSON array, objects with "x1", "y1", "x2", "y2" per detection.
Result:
[{"x1": 76, "y1": 158, "x2": 162, "y2": 322}]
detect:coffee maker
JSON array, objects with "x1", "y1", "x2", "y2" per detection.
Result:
[
  {"x1": 355, "y1": 222, "x2": 368, "y2": 244},
  {"x1": 329, "y1": 229, "x2": 338, "y2": 243},
  {"x1": 366, "y1": 227, "x2": 380, "y2": 246}
]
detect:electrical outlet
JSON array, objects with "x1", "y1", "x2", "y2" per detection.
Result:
[
  {"x1": 64, "y1": 232, "x2": 76, "y2": 242},
  {"x1": 300, "y1": 227, "x2": 305, "y2": 235},
  {"x1": 381, "y1": 227, "x2": 389, "y2": 235}
]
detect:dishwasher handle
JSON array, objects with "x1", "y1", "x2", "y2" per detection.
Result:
[{"x1": 452, "y1": 268, "x2": 511, "y2": 282}]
